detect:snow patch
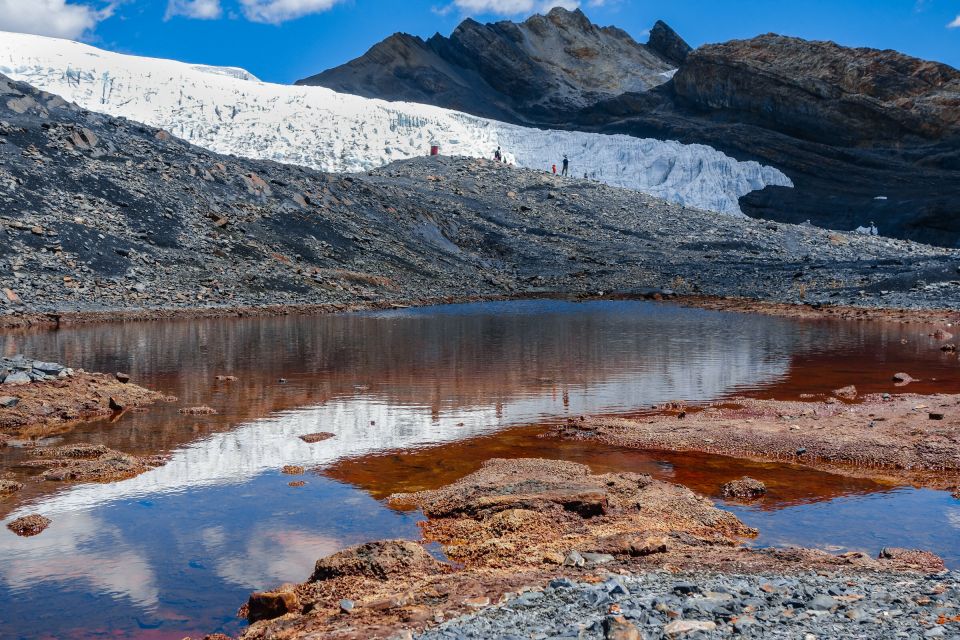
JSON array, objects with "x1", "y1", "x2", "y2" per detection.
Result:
[{"x1": 0, "y1": 30, "x2": 793, "y2": 216}]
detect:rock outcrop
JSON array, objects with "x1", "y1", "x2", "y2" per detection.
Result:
[{"x1": 672, "y1": 34, "x2": 960, "y2": 145}]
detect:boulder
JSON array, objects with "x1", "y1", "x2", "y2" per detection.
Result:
[
  {"x1": 0, "y1": 479, "x2": 23, "y2": 496},
  {"x1": 604, "y1": 615, "x2": 642, "y2": 640},
  {"x1": 3, "y1": 372, "x2": 30, "y2": 386},
  {"x1": 310, "y1": 540, "x2": 443, "y2": 582},
  {"x1": 247, "y1": 589, "x2": 300, "y2": 622}
]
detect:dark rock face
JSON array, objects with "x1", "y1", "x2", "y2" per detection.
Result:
[
  {"x1": 647, "y1": 20, "x2": 692, "y2": 66},
  {"x1": 672, "y1": 35, "x2": 960, "y2": 145},
  {"x1": 300, "y1": 10, "x2": 960, "y2": 246},
  {"x1": 298, "y1": 7, "x2": 676, "y2": 122}
]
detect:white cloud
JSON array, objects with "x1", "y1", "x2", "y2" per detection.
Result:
[
  {"x1": 238, "y1": 0, "x2": 347, "y2": 24},
  {"x1": 166, "y1": 0, "x2": 223, "y2": 20},
  {"x1": 948, "y1": 15, "x2": 960, "y2": 28},
  {"x1": 0, "y1": 0, "x2": 115, "y2": 39},
  {"x1": 448, "y1": 0, "x2": 580, "y2": 16}
]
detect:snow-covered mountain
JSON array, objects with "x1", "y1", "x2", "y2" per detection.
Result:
[{"x1": 0, "y1": 31, "x2": 792, "y2": 215}]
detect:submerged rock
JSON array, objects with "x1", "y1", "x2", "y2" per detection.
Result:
[
  {"x1": 832, "y1": 385, "x2": 858, "y2": 400},
  {"x1": 892, "y1": 372, "x2": 915, "y2": 385},
  {"x1": 299, "y1": 432, "x2": 335, "y2": 443}
]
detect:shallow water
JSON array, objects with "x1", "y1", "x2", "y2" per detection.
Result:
[{"x1": 1, "y1": 300, "x2": 958, "y2": 639}]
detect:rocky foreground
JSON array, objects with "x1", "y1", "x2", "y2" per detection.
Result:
[
  {"x1": 235, "y1": 459, "x2": 947, "y2": 640},
  {"x1": 3, "y1": 72, "x2": 960, "y2": 328}
]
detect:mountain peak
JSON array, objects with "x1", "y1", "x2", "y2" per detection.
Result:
[{"x1": 647, "y1": 20, "x2": 692, "y2": 66}]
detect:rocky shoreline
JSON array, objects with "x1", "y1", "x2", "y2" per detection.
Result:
[
  {"x1": 233, "y1": 458, "x2": 950, "y2": 640},
  {"x1": 0, "y1": 355, "x2": 166, "y2": 440}
]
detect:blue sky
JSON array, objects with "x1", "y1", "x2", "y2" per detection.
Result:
[{"x1": 1, "y1": 0, "x2": 958, "y2": 83}]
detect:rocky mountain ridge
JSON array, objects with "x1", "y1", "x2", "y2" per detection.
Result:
[
  {"x1": 298, "y1": 9, "x2": 682, "y2": 123},
  {"x1": 301, "y1": 8, "x2": 960, "y2": 246}
]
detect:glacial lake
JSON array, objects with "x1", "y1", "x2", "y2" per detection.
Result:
[{"x1": 1, "y1": 300, "x2": 958, "y2": 639}]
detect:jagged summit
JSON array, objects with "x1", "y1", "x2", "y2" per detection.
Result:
[
  {"x1": 647, "y1": 20, "x2": 692, "y2": 65},
  {"x1": 297, "y1": 7, "x2": 677, "y2": 122}
]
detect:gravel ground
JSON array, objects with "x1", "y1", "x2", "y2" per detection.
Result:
[
  {"x1": 4, "y1": 72, "x2": 960, "y2": 323},
  {"x1": 417, "y1": 571, "x2": 960, "y2": 639}
]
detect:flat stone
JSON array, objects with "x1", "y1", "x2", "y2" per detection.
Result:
[
  {"x1": 604, "y1": 615, "x2": 641, "y2": 640},
  {"x1": 300, "y1": 432, "x2": 335, "y2": 443},
  {"x1": 32, "y1": 361, "x2": 64, "y2": 375},
  {"x1": 582, "y1": 552, "x2": 616, "y2": 566},
  {"x1": 663, "y1": 620, "x2": 717, "y2": 636},
  {"x1": 0, "y1": 396, "x2": 18, "y2": 408}
]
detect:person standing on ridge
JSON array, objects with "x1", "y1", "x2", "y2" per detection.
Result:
[
  {"x1": 494, "y1": 146, "x2": 502, "y2": 162},
  {"x1": 552, "y1": 164, "x2": 557, "y2": 174},
  {"x1": 561, "y1": 155, "x2": 569, "y2": 177}
]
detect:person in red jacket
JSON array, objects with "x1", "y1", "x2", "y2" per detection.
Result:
[{"x1": 552, "y1": 164, "x2": 557, "y2": 174}]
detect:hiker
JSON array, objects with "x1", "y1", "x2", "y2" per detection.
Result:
[
  {"x1": 561, "y1": 155, "x2": 569, "y2": 177},
  {"x1": 494, "y1": 146, "x2": 502, "y2": 162},
  {"x1": 552, "y1": 164, "x2": 557, "y2": 174}
]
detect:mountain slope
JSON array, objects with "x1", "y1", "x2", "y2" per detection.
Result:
[
  {"x1": 297, "y1": 9, "x2": 681, "y2": 122},
  {"x1": 0, "y1": 30, "x2": 790, "y2": 217},
  {"x1": 298, "y1": 8, "x2": 960, "y2": 246},
  {"x1": 2, "y1": 71, "x2": 959, "y2": 319}
]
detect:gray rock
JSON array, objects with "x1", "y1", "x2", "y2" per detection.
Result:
[
  {"x1": 0, "y1": 396, "x2": 18, "y2": 408},
  {"x1": 3, "y1": 372, "x2": 31, "y2": 386}
]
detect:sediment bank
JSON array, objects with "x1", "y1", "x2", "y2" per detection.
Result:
[{"x1": 559, "y1": 394, "x2": 960, "y2": 489}]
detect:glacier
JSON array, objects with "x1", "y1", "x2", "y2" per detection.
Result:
[{"x1": 0, "y1": 31, "x2": 793, "y2": 216}]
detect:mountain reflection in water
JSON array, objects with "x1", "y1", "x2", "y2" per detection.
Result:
[{"x1": 1, "y1": 300, "x2": 958, "y2": 639}]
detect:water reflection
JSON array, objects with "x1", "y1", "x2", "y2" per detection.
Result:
[{"x1": 0, "y1": 300, "x2": 957, "y2": 639}]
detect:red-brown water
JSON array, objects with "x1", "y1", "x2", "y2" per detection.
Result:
[{"x1": 1, "y1": 300, "x2": 958, "y2": 639}]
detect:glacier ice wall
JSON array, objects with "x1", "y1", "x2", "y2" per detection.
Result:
[{"x1": 0, "y1": 31, "x2": 793, "y2": 216}]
